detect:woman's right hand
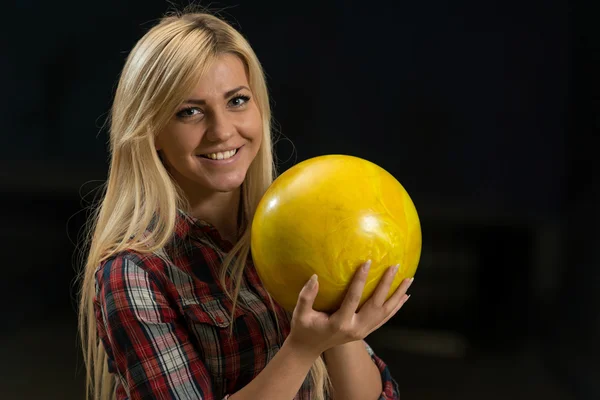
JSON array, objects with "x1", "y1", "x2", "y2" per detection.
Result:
[{"x1": 287, "y1": 260, "x2": 414, "y2": 357}]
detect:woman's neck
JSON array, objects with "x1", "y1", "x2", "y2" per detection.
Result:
[{"x1": 188, "y1": 188, "x2": 241, "y2": 243}]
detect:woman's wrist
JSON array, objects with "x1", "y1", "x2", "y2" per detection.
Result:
[{"x1": 285, "y1": 331, "x2": 326, "y2": 360}]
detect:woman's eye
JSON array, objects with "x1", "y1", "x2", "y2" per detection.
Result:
[
  {"x1": 177, "y1": 107, "x2": 202, "y2": 118},
  {"x1": 230, "y1": 95, "x2": 251, "y2": 108}
]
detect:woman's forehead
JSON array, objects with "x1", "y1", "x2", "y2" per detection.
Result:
[{"x1": 186, "y1": 54, "x2": 250, "y2": 98}]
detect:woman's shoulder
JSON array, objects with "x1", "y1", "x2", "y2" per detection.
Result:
[{"x1": 95, "y1": 249, "x2": 170, "y2": 286}]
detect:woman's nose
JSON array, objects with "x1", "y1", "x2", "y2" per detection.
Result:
[{"x1": 205, "y1": 110, "x2": 234, "y2": 142}]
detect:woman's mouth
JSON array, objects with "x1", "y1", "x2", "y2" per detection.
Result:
[{"x1": 199, "y1": 148, "x2": 239, "y2": 160}]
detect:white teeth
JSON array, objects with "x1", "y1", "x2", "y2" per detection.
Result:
[{"x1": 203, "y1": 148, "x2": 237, "y2": 160}]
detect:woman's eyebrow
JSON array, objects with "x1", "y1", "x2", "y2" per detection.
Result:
[{"x1": 183, "y1": 85, "x2": 250, "y2": 105}]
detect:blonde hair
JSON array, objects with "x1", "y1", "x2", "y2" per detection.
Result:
[{"x1": 78, "y1": 10, "x2": 330, "y2": 400}]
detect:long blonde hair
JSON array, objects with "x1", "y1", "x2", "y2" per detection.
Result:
[{"x1": 78, "y1": 10, "x2": 330, "y2": 400}]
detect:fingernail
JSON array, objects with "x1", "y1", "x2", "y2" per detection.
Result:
[
  {"x1": 306, "y1": 274, "x2": 318, "y2": 289},
  {"x1": 404, "y1": 294, "x2": 411, "y2": 303},
  {"x1": 392, "y1": 264, "x2": 400, "y2": 274},
  {"x1": 362, "y1": 260, "x2": 372, "y2": 272},
  {"x1": 408, "y1": 277, "x2": 414, "y2": 285}
]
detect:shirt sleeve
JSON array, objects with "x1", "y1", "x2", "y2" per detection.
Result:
[
  {"x1": 364, "y1": 340, "x2": 401, "y2": 400},
  {"x1": 95, "y1": 256, "x2": 227, "y2": 400}
]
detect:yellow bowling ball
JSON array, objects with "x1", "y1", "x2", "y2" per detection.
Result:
[{"x1": 251, "y1": 154, "x2": 421, "y2": 313}]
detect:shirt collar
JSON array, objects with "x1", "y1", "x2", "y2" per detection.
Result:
[{"x1": 170, "y1": 209, "x2": 234, "y2": 251}]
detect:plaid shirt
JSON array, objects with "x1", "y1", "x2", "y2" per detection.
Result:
[{"x1": 94, "y1": 211, "x2": 400, "y2": 399}]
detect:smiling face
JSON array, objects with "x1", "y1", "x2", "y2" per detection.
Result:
[{"x1": 156, "y1": 53, "x2": 263, "y2": 198}]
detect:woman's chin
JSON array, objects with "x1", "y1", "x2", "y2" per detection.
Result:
[{"x1": 204, "y1": 174, "x2": 247, "y2": 193}]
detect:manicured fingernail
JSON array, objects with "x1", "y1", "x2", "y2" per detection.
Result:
[
  {"x1": 306, "y1": 274, "x2": 318, "y2": 288},
  {"x1": 392, "y1": 264, "x2": 400, "y2": 274},
  {"x1": 408, "y1": 277, "x2": 414, "y2": 285},
  {"x1": 404, "y1": 294, "x2": 411, "y2": 303},
  {"x1": 362, "y1": 260, "x2": 372, "y2": 272}
]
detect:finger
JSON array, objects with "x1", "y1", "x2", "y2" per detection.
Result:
[
  {"x1": 370, "y1": 264, "x2": 400, "y2": 307},
  {"x1": 370, "y1": 294, "x2": 411, "y2": 333},
  {"x1": 294, "y1": 274, "x2": 319, "y2": 316},
  {"x1": 383, "y1": 277, "x2": 414, "y2": 313},
  {"x1": 337, "y1": 260, "x2": 371, "y2": 320}
]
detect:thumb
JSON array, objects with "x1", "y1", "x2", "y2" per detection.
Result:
[{"x1": 295, "y1": 274, "x2": 319, "y2": 315}]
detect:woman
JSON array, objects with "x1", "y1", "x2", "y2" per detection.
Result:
[{"x1": 78, "y1": 10, "x2": 413, "y2": 400}]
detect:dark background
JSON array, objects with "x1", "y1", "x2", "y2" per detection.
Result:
[{"x1": 1, "y1": 0, "x2": 597, "y2": 399}]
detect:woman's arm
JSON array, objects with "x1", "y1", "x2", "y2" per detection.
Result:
[
  {"x1": 231, "y1": 265, "x2": 409, "y2": 400},
  {"x1": 324, "y1": 341, "x2": 401, "y2": 400},
  {"x1": 318, "y1": 267, "x2": 411, "y2": 400},
  {"x1": 323, "y1": 341, "x2": 383, "y2": 400},
  {"x1": 227, "y1": 339, "x2": 319, "y2": 400}
]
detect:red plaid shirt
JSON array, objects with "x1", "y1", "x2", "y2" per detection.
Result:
[{"x1": 94, "y1": 211, "x2": 400, "y2": 399}]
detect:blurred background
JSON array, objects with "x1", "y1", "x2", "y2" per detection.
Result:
[{"x1": 1, "y1": 0, "x2": 597, "y2": 399}]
